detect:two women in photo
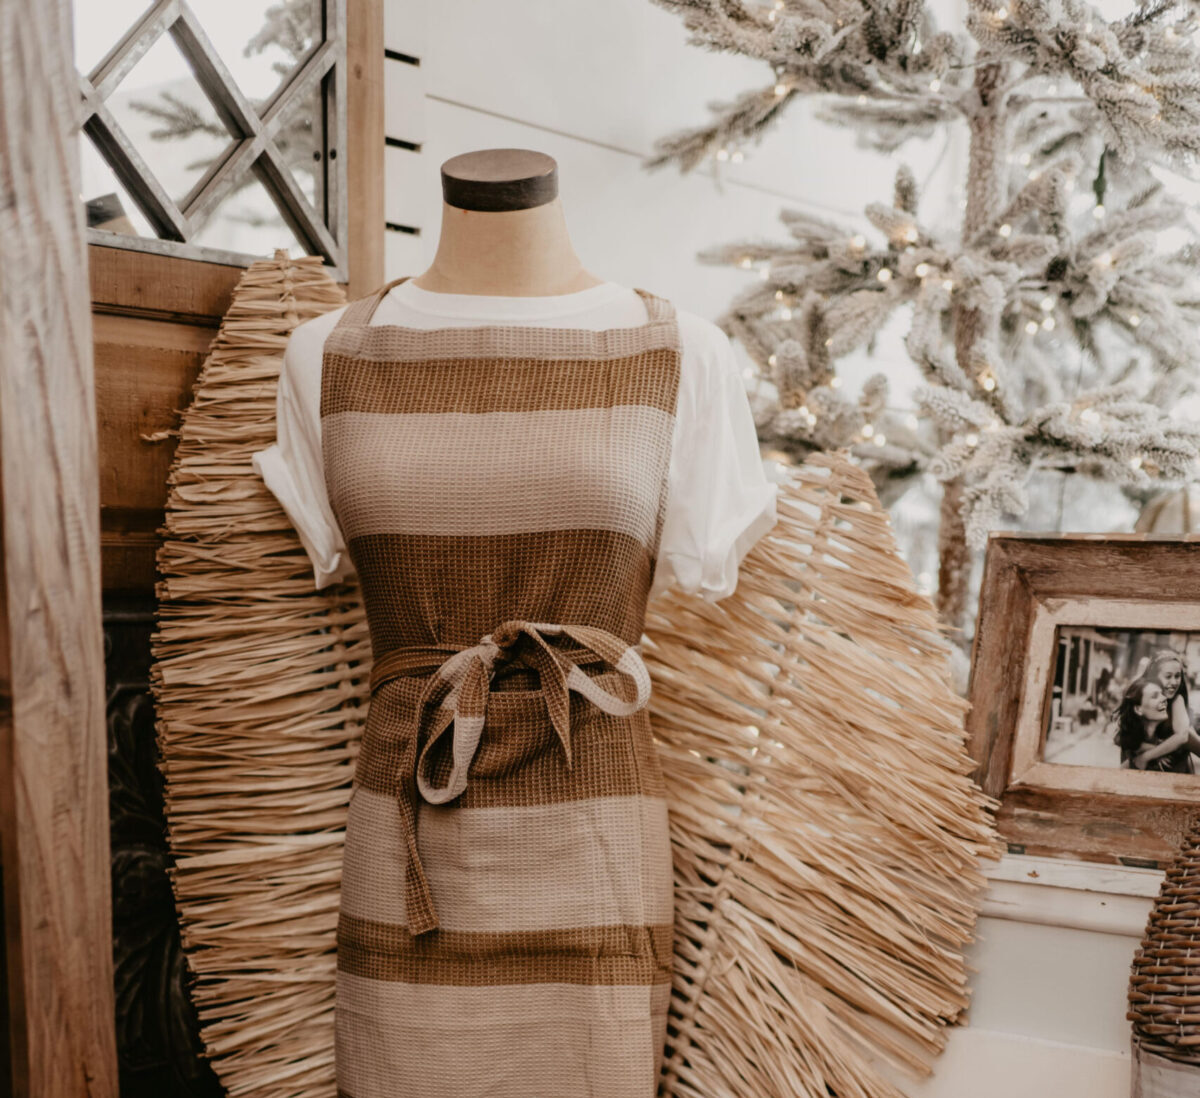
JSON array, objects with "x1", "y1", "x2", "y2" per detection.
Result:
[{"x1": 1113, "y1": 649, "x2": 1200, "y2": 773}]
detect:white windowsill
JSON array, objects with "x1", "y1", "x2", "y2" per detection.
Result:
[{"x1": 977, "y1": 853, "x2": 1163, "y2": 937}]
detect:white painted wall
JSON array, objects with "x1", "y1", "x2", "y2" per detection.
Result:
[{"x1": 379, "y1": 4, "x2": 1163, "y2": 1094}]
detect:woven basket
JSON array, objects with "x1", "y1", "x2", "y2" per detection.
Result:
[
  {"x1": 151, "y1": 252, "x2": 1001, "y2": 1098},
  {"x1": 1129, "y1": 813, "x2": 1200, "y2": 1086}
]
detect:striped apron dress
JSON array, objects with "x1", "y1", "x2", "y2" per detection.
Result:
[{"x1": 322, "y1": 276, "x2": 680, "y2": 1097}]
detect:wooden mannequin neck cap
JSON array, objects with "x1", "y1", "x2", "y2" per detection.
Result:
[{"x1": 440, "y1": 149, "x2": 558, "y2": 212}]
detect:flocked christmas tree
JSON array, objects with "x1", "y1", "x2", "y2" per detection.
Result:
[{"x1": 645, "y1": 0, "x2": 1200, "y2": 630}]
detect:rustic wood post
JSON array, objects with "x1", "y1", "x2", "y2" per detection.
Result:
[
  {"x1": 346, "y1": 0, "x2": 385, "y2": 298},
  {"x1": 0, "y1": 1, "x2": 119, "y2": 1094}
]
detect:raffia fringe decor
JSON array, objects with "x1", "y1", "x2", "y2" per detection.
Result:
[
  {"x1": 646, "y1": 452, "x2": 1002, "y2": 1098},
  {"x1": 1129, "y1": 813, "x2": 1200, "y2": 1091},
  {"x1": 151, "y1": 253, "x2": 1001, "y2": 1098}
]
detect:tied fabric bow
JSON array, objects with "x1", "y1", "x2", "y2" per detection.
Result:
[{"x1": 368, "y1": 620, "x2": 653, "y2": 936}]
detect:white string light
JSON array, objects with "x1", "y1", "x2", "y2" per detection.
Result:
[
  {"x1": 1025, "y1": 320, "x2": 1039, "y2": 335},
  {"x1": 998, "y1": 223, "x2": 1012, "y2": 237},
  {"x1": 877, "y1": 267, "x2": 893, "y2": 282},
  {"x1": 915, "y1": 262, "x2": 931, "y2": 278}
]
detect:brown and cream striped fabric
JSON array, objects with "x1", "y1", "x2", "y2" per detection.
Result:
[{"x1": 322, "y1": 276, "x2": 680, "y2": 1097}]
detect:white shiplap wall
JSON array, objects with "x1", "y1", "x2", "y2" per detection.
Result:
[{"x1": 378, "y1": 3, "x2": 1153, "y2": 1095}]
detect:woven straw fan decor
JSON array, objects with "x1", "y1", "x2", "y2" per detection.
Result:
[{"x1": 151, "y1": 252, "x2": 1001, "y2": 1098}]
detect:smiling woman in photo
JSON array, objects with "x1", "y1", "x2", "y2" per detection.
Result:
[{"x1": 1114, "y1": 679, "x2": 1194, "y2": 774}]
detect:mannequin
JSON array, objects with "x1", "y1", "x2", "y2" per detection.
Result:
[
  {"x1": 412, "y1": 148, "x2": 605, "y2": 297},
  {"x1": 252, "y1": 144, "x2": 780, "y2": 1097}
]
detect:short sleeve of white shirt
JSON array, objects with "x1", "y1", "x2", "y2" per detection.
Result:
[
  {"x1": 648, "y1": 312, "x2": 779, "y2": 603},
  {"x1": 249, "y1": 282, "x2": 778, "y2": 599},
  {"x1": 250, "y1": 306, "x2": 357, "y2": 589}
]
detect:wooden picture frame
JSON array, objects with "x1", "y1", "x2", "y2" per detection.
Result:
[{"x1": 967, "y1": 533, "x2": 1200, "y2": 868}]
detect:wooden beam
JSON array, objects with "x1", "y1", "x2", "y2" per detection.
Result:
[
  {"x1": 346, "y1": 0, "x2": 385, "y2": 298},
  {"x1": 0, "y1": 0, "x2": 119, "y2": 1094}
]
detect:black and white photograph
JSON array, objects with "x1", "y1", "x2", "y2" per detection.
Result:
[{"x1": 1043, "y1": 627, "x2": 1200, "y2": 773}]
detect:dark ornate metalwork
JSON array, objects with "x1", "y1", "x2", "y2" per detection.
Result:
[{"x1": 105, "y1": 597, "x2": 223, "y2": 1098}]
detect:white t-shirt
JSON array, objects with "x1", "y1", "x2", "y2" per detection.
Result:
[{"x1": 250, "y1": 278, "x2": 780, "y2": 602}]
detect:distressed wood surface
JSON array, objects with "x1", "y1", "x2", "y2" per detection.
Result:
[
  {"x1": 0, "y1": 0, "x2": 119, "y2": 1093},
  {"x1": 346, "y1": 0, "x2": 385, "y2": 298},
  {"x1": 966, "y1": 537, "x2": 1037, "y2": 800},
  {"x1": 89, "y1": 244, "x2": 243, "y2": 325},
  {"x1": 967, "y1": 533, "x2": 1200, "y2": 867}
]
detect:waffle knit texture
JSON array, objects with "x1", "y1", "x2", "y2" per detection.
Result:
[{"x1": 324, "y1": 276, "x2": 680, "y2": 1097}]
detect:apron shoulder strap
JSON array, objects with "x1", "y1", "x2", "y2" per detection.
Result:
[
  {"x1": 333, "y1": 275, "x2": 414, "y2": 331},
  {"x1": 632, "y1": 286, "x2": 675, "y2": 324}
]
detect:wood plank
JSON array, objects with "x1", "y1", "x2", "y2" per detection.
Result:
[
  {"x1": 0, "y1": 0, "x2": 119, "y2": 1093},
  {"x1": 88, "y1": 243, "x2": 242, "y2": 323},
  {"x1": 385, "y1": 142, "x2": 427, "y2": 228},
  {"x1": 346, "y1": 0, "x2": 385, "y2": 298},
  {"x1": 997, "y1": 533, "x2": 1200, "y2": 602},
  {"x1": 967, "y1": 537, "x2": 1036, "y2": 799},
  {"x1": 94, "y1": 320, "x2": 208, "y2": 592},
  {"x1": 996, "y1": 787, "x2": 1194, "y2": 869},
  {"x1": 384, "y1": 0, "x2": 428, "y2": 57},
  {"x1": 384, "y1": 53, "x2": 427, "y2": 144}
]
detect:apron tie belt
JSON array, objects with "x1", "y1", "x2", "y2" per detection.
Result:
[{"x1": 367, "y1": 620, "x2": 652, "y2": 936}]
